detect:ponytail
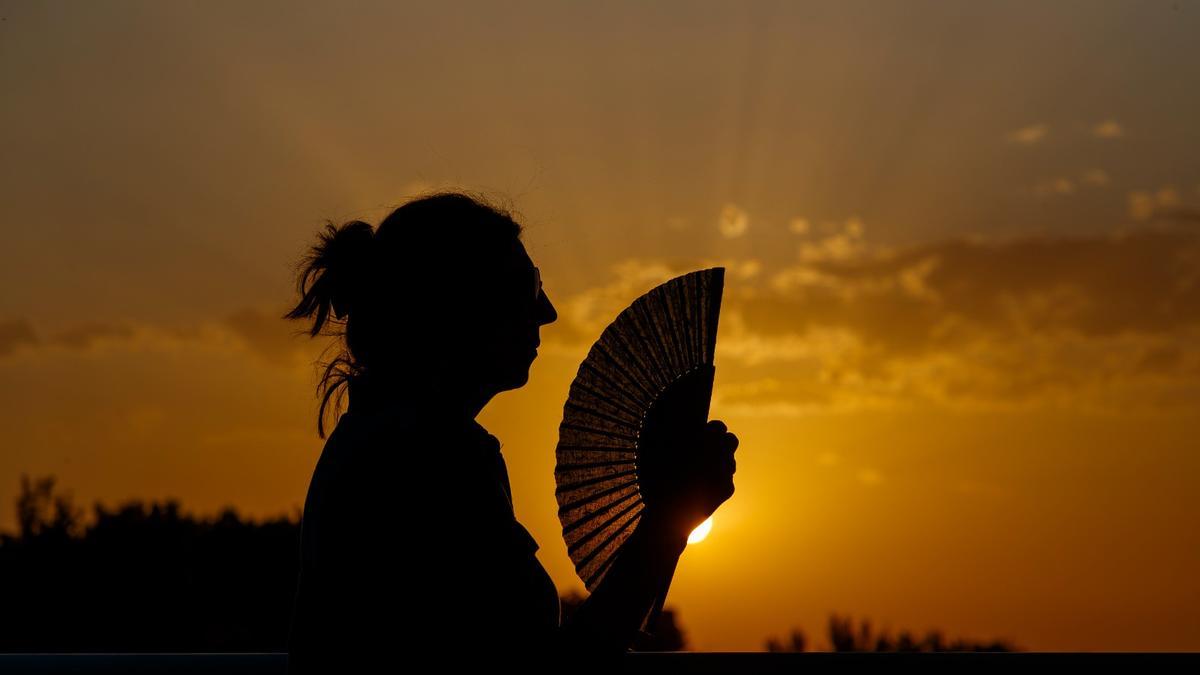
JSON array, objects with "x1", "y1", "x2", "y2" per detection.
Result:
[
  {"x1": 285, "y1": 219, "x2": 375, "y2": 437},
  {"x1": 285, "y1": 220, "x2": 375, "y2": 334}
]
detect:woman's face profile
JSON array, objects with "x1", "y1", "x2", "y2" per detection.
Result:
[{"x1": 469, "y1": 240, "x2": 558, "y2": 394}]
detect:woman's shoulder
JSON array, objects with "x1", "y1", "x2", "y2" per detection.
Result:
[
  {"x1": 301, "y1": 409, "x2": 415, "y2": 509},
  {"x1": 322, "y1": 404, "x2": 433, "y2": 458},
  {"x1": 312, "y1": 406, "x2": 496, "y2": 497},
  {"x1": 302, "y1": 402, "x2": 512, "y2": 528}
]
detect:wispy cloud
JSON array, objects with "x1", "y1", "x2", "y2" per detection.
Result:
[
  {"x1": 225, "y1": 308, "x2": 315, "y2": 366},
  {"x1": 51, "y1": 322, "x2": 136, "y2": 350},
  {"x1": 0, "y1": 309, "x2": 322, "y2": 368},
  {"x1": 1129, "y1": 186, "x2": 1182, "y2": 221},
  {"x1": 1033, "y1": 169, "x2": 1110, "y2": 198},
  {"x1": 1006, "y1": 123, "x2": 1049, "y2": 145},
  {"x1": 1092, "y1": 120, "x2": 1124, "y2": 139},
  {"x1": 1033, "y1": 177, "x2": 1076, "y2": 197},
  {"x1": 718, "y1": 203, "x2": 749, "y2": 238}
]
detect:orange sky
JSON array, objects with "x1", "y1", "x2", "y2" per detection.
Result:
[{"x1": 2, "y1": 0, "x2": 1199, "y2": 651}]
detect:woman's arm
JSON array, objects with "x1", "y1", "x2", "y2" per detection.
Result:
[
  {"x1": 553, "y1": 510, "x2": 689, "y2": 657},
  {"x1": 552, "y1": 419, "x2": 738, "y2": 659}
]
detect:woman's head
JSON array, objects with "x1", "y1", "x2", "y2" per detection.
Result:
[{"x1": 285, "y1": 190, "x2": 557, "y2": 437}]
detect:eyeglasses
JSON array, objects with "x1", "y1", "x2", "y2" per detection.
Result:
[{"x1": 487, "y1": 262, "x2": 542, "y2": 310}]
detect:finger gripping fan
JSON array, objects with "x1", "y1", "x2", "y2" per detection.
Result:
[{"x1": 554, "y1": 267, "x2": 725, "y2": 605}]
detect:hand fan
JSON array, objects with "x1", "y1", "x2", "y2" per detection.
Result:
[{"x1": 553, "y1": 266, "x2": 725, "y2": 635}]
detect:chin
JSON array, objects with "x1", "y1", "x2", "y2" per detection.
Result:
[
  {"x1": 496, "y1": 368, "x2": 531, "y2": 392},
  {"x1": 512, "y1": 369, "x2": 531, "y2": 387}
]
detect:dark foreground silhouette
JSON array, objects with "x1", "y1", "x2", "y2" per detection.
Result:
[
  {"x1": 280, "y1": 192, "x2": 738, "y2": 671},
  {"x1": 0, "y1": 475, "x2": 299, "y2": 652},
  {"x1": 0, "y1": 474, "x2": 684, "y2": 653},
  {"x1": 0, "y1": 474, "x2": 1017, "y2": 654},
  {"x1": 766, "y1": 614, "x2": 1016, "y2": 652}
]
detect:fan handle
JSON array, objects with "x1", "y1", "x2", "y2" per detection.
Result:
[{"x1": 635, "y1": 362, "x2": 716, "y2": 642}]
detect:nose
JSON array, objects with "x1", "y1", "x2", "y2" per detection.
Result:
[{"x1": 537, "y1": 289, "x2": 557, "y2": 326}]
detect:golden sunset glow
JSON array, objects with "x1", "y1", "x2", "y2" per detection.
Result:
[{"x1": 3, "y1": 0, "x2": 1199, "y2": 652}]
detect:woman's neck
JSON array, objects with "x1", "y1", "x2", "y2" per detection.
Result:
[{"x1": 347, "y1": 369, "x2": 494, "y2": 421}]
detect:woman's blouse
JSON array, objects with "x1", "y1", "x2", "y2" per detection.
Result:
[{"x1": 286, "y1": 381, "x2": 561, "y2": 673}]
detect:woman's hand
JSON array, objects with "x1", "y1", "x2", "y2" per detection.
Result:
[
  {"x1": 641, "y1": 419, "x2": 738, "y2": 545},
  {"x1": 560, "y1": 419, "x2": 737, "y2": 655}
]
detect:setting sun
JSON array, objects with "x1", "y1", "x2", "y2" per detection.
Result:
[{"x1": 687, "y1": 516, "x2": 714, "y2": 545}]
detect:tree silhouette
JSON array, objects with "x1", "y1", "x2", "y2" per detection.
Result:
[
  {"x1": 0, "y1": 473, "x2": 302, "y2": 652},
  {"x1": 765, "y1": 614, "x2": 1018, "y2": 652},
  {"x1": 0, "y1": 475, "x2": 692, "y2": 653},
  {"x1": 765, "y1": 628, "x2": 806, "y2": 653},
  {"x1": 3, "y1": 474, "x2": 1017, "y2": 654}
]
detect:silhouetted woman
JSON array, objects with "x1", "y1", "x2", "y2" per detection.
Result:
[{"x1": 283, "y1": 191, "x2": 737, "y2": 672}]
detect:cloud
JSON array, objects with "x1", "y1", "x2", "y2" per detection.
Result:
[
  {"x1": 793, "y1": 217, "x2": 868, "y2": 263},
  {"x1": 788, "y1": 217, "x2": 811, "y2": 235},
  {"x1": 0, "y1": 319, "x2": 143, "y2": 357},
  {"x1": 718, "y1": 203, "x2": 749, "y2": 238},
  {"x1": 1033, "y1": 177, "x2": 1075, "y2": 196},
  {"x1": 1129, "y1": 186, "x2": 1183, "y2": 221},
  {"x1": 0, "y1": 319, "x2": 38, "y2": 357},
  {"x1": 845, "y1": 217, "x2": 864, "y2": 238},
  {"x1": 0, "y1": 310, "x2": 323, "y2": 368},
  {"x1": 1006, "y1": 123, "x2": 1048, "y2": 145},
  {"x1": 1092, "y1": 120, "x2": 1124, "y2": 139},
  {"x1": 50, "y1": 322, "x2": 136, "y2": 350},
  {"x1": 756, "y1": 229, "x2": 1199, "y2": 411},
  {"x1": 1033, "y1": 170, "x2": 1110, "y2": 198},
  {"x1": 547, "y1": 226, "x2": 1200, "y2": 415},
  {"x1": 225, "y1": 308, "x2": 315, "y2": 366},
  {"x1": 765, "y1": 230, "x2": 1199, "y2": 340},
  {"x1": 539, "y1": 257, "x2": 731, "y2": 355}
]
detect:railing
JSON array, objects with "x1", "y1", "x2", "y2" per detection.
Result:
[{"x1": 0, "y1": 652, "x2": 1194, "y2": 673}]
